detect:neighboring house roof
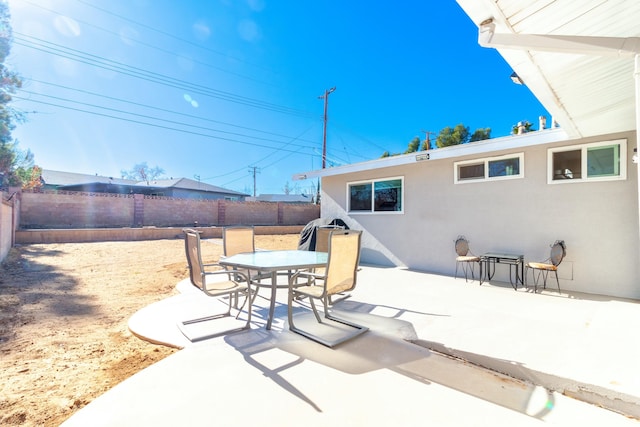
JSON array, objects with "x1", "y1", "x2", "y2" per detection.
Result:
[
  {"x1": 249, "y1": 194, "x2": 313, "y2": 203},
  {"x1": 455, "y1": 0, "x2": 639, "y2": 139},
  {"x1": 40, "y1": 170, "x2": 249, "y2": 197},
  {"x1": 41, "y1": 169, "x2": 132, "y2": 186},
  {"x1": 139, "y1": 177, "x2": 248, "y2": 196}
]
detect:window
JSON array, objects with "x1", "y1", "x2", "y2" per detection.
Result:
[
  {"x1": 348, "y1": 177, "x2": 403, "y2": 213},
  {"x1": 548, "y1": 139, "x2": 626, "y2": 183},
  {"x1": 454, "y1": 153, "x2": 524, "y2": 184}
]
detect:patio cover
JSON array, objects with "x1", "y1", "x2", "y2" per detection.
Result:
[{"x1": 455, "y1": 0, "x2": 640, "y2": 140}]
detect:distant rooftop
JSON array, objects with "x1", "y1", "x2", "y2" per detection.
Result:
[{"x1": 40, "y1": 169, "x2": 249, "y2": 197}]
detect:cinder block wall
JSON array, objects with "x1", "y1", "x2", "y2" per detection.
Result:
[
  {"x1": 18, "y1": 190, "x2": 320, "y2": 229},
  {"x1": 222, "y1": 200, "x2": 278, "y2": 225},
  {"x1": 281, "y1": 202, "x2": 322, "y2": 226},
  {"x1": 20, "y1": 191, "x2": 134, "y2": 228},
  {"x1": 143, "y1": 196, "x2": 219, "y2": 227}
]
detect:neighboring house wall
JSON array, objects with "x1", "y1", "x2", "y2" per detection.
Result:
[
  {"x1": 320, "y1": 131, "x2": 640, "y2": 299},
  {"x1": 18, "y1": 190, "x2": 320, "y2": 228}
]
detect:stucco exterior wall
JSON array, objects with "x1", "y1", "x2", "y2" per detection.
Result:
[{"x1": 320, "y1": 131, "x2": 640, "y2": 299}]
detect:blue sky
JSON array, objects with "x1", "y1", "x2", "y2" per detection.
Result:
[{"x1": 7, "y1": 0, "x2": 548, "y2": 196}]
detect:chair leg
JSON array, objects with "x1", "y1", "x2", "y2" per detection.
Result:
[
  {"x1": 528, "y1": 267, "x2": 541, "y2": 293},
  {"x1": 309, "y1": 297, "x2": 323, "y2": 323},
  {"x1": 287, "y1": 286, "x2": 296, "y2": 330},
  {"x1": 462, "y1": 262, "x2": 475, "y2": 282},
  {"x1": 235, "y1": 288, "x2": 255, "y2": 319},
  {"x1": 554, "y1": 271, "x2": 561, "y2": 293}
]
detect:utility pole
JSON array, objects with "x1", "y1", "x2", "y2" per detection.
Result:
[
  {"x1": 421, "y1": 130, "x2": 436, "y2": 150},
  {"x1": 248, "y1": 166, "x2": 260, "y2": 197},
  {"x1": 318, "y1": 87, "x2": 336, "y2": 169}
]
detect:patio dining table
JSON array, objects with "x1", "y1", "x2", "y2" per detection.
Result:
[{"x1": 219, "y1": 250, "x2": 328, "y2": 330}]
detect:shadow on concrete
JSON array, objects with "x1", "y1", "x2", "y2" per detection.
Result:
[{"x1": 223, "y1": 300, "x2": 552, "y2": 420}]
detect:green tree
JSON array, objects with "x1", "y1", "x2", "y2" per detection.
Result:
[
  {"x1": 470, "y1": 127, "x2": 491, "y2": 142},
  {"x1": 435, "y1": 124, "x2": 470, "y2": 148},
  {"x1": 120, "y1": 162, "x2": 166, "y2": 182},
  {"x1": 404, "y1": 136, "x2": 421, "y2": 154},
  {"x1": 17, "y1": 164, "x2": 42, "y2": 190},
  {"x1": 0, "y1": 1, "x2": 30, "y2": 187}
]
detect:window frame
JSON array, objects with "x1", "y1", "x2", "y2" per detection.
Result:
[
  {"x1": 347, "y1": 176, "x2": 404, "y2": 214},
  {"x1": 454, "y1": 152, "x2": 524, "y2": 184},
  {"x1": 547, "y1": 139, "x2": 627, "y2": 184}
]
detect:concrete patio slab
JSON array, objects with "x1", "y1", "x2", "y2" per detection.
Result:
[{"x1": 63, "y1": 265, "x2": 640, "y2": 425}]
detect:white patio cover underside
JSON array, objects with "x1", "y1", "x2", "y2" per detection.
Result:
[{"x1": 455, "y1": 0, "x2": 640, "y2": 139}]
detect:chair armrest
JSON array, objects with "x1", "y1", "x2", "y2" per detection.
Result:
[
  {"x1": 289, "y1": 270, "x2": 325, "y2": 288},
  {"x1": 204, "y1": 268, "x2": 250, "y2": 283},
  {"x1": 295, "y1": 271, "x2": 324, "y2": 280}
]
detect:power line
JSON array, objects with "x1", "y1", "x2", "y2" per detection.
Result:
[
  {"x1": 19, "y1": 89, "x2": 319, "y2": 150},
  {"x1": 11, "y1": 1, "x2": 332, "y2": 189},
  {"x1": 248, "y1": 166, "x2": 261, "y2": 197},
  {"x1": 421, "y1": 130, "x2": 436, "y2": 149},
  {"x1": 72, "y1": 0, "x2": 272, "y2": 72},
  {"x1": 27, "y1": 79, "x2": 319, "y2": 145},
  {"x1": 318, "y1": 86, "x2": 336, "y2": 169},
  {"x1": 22, "y1": 0, "x2": 274, "y2": 85},
  {"x1": 14, "y1": 33, "x2": 316, "y2": 118},
  {"x1": 13, "y1": 94, "x2": 319, "y2": 155}
]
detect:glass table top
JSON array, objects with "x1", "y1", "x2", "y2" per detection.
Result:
[{"x1": 219, "y1": 250, "x2": 328, "y2": 270}]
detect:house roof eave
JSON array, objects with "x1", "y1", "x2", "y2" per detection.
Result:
[{"x1": 294, "y1": 127, "x2": 569, "y2": 180}]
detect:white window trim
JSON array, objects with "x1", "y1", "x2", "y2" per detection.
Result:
[
  {"x1": 454, "y1": 152, "x2": 525, "y2": 184},
  {"x1": 347, "y1": 176, "x2": 404, "y2": 214},
  {"x1": 547, "y1": 139, "x2": 627, "y2": 184}
]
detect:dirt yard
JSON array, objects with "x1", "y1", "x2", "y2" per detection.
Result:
[{"x1": 0, "y1": 234, "x2": 301, "y2": 426}]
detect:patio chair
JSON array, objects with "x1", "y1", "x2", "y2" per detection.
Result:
[
  {"x1": 314, "y1": 225, "x2": 344, "y2": 252},
  {"x1": 314, "y1": 225, "x2": 350, "y2": 304},
  {"x1": 287, "y1": 229, "x2": 368, "y2": 347},
  {"x1": 222, "y1": 226, "x2": 271, "y2": 285},
  {"x1": 180, "y1": 229, "x2": 253, "y2": 338},
  {"x1": 454, "y1": 236, "x2": 481, "y2": 282},
  {"x1": 525, "y1": 240, "x2": 566, "y2": 293}
]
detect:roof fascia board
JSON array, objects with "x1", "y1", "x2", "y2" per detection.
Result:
[
  {"x1": 479, "y1": 21, "x2": 640, "y2": 57},
  {"x1": 294, "y1": 128, "x2": 568, "y2": 180}
]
